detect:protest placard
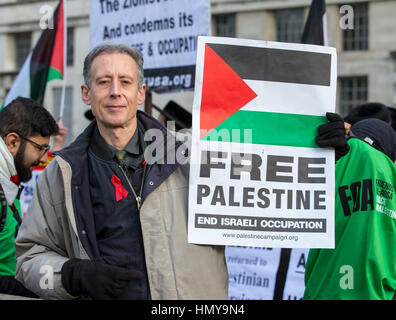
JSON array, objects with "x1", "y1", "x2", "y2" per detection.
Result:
[
  {"x1": 226, "y1": 247, "x2": 309, "y2": 300},
  {"x1": 188, "y1": 36, "x2": 337, "y2": 248},
  {"x1": 19, "y1": 152, "x2": 54, "y2": 219},
  {"x1": 90, "y1": 0, "x2": 210, "y2": 92}
]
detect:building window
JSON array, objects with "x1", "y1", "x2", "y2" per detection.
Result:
[
  {"x1": 342, "y1": 2, "x2": 368, "y2": 51},
  {"x1": 339, "y1": 76, "x2": 368, "y2": 115},
  {"x1": 67, "y1": 27, "x2": 74, "y2": 66},
  {"x1": 53, "y1": 87, "x2": 73, "y2": 147},
  {"x1": 14, "y1": 32, "x2": 31, "y2": 69},
  {"x1": 276, "y1": 8, "x2": 304, "y2": 43},
  {"x1": 214, "y1": 14, "x2": 236, "y2": 37}
]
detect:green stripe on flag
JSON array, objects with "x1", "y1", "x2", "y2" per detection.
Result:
[
  {"x1": 201, "y1": 110, "x2": 327, "y2": 148},
  {"x1": 47, "y1": 67, "x2": 63, "y2": 82}
]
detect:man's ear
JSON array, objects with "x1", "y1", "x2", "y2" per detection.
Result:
[
  {"x1": 137, "y1": 83, "x2": 146, "y2": 106},
  {"x1": 81, "y1": 84, "x2": 91, "y2": 106},
  {"x1": 4, "y1": 133, "x2": 21, "y2": 156}
]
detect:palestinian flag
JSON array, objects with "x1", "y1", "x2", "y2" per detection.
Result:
[
  {"x1": 198, "y1": 39, "x2": 335, "y2": 149},
  {"x1": 301, "y1": 0, "x2": 328, "y2": 46},
  {"x1": 1, "y1": 0, "x2": 65, "y2": 109}
]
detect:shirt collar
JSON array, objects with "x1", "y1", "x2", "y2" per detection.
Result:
[
  {"x1": 107, "y1": 124, "x2": 140, "y2": 159},
  {"x1": 89, "y1": 120, "x2": 145, "y2": 164}
]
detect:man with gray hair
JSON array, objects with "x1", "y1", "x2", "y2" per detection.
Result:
[{"x1": 14, "y1": 44, "x2": 229, "y2": 300}]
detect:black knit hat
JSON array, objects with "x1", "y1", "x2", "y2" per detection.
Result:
[
  {"x1": 387, "y1": 107, "x2": 396, "y2": 131},
  {"x1": 345, "y1": 102, "x2": 391, "y2": 125},
  {"x1": 351, "y1": 118, "x2": 396, "y2": 162}
]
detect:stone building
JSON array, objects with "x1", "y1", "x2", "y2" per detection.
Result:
[{"x1": 0, "y1": 0, "x2": 395, "y2": 144}]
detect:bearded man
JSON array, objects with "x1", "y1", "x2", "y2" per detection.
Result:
[{"x1": 0, "y1": 97, "x2": 58, "y2": 297}]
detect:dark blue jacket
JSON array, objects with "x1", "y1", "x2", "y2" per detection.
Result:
[{"x1": 56, "y1": 111, "x2": 182, "y2": 260}]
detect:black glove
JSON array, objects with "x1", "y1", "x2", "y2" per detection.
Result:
[
  {"x1": 316, "y1": 112, "x2": 350, "y2": 162},
  {"x1": 0, "y1": 275, "x2": 39, "y2": 298},
  {"x1": 61, "y1": 256, "x2": 142, "y2": 300}
]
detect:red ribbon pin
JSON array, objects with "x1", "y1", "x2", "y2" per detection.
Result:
[
  {"x1": 111, "y1": 174, "x2": 128, "y2": 202},
  {"x1": 10, "y1": 174, "x2": 20, "y2": 185}
]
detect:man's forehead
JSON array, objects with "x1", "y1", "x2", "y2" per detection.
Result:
[
  {"x1": 91, "y1": 52, "x2": 137, "y2": 76},
  {"x1": 28, "y1": 135, "x2": 50, "y2": 143}
]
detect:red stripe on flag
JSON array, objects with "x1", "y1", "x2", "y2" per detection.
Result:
[
  {"x1": 200, "y1": 44, "x2": 257, "y2": 139},
  {"x1": 50, "y1": 0, "x2": 64, "y2": 77}
]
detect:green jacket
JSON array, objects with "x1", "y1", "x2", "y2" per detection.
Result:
[
  {"x1": 304, "y1": 138, "x2": 396, "y2": 300},
  {"x1": 0, "y1": 137, "x2": 23, "y2": 277},
  {"x1": 0, "y1": 198, "x2": 21, "y2": 276}
]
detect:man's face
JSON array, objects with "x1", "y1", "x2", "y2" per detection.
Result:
[
  {"x1": 81, "y1": 52, "x2": 146, "y2": 130},
  {"x1": 14, "y1": 135, "x2": 50, "y2": 182}
]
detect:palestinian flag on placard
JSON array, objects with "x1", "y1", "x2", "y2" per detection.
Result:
[
  {"x1": 301, "y1": 0, "x2": 328, "y2": 46},
  {"x1": 1, "y1": 0, "x2": 65, "y2": 109},
  {"x1": 199, "y1": 42, "x2": 333, "y2": 148}
]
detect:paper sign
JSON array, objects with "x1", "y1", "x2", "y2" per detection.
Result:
[
  {"x1": 90, "y1": 0, "x2": 210, "y2": 92},
  {"x1": 188, "y1": 36, "x2": 337, "y2": 248}
]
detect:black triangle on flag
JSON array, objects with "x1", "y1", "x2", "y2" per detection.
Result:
[{"x1": 301, "y1": 0, "x2": 327, "y2": 46}]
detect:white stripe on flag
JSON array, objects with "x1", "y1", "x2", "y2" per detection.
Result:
[
  {"x1": 241, "y1": 79, "x2": 334, "y2": 116},
  {"x1": 3, "y1": 52, "x2": 32, "y2": 107}
]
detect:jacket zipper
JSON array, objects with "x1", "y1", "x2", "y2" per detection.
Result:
[{"x1": 118, "y1": 164, "x2": 150, "y2": 211}]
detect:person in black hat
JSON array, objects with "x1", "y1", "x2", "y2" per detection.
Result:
[
  {"x1": 304, "y1": 117, "x2": 396, "y2": 300},
  {"x1": 350, "y1": 118, "x2": 396, "y2": 163},
  {"x1": 345, "y1": 102, "x2": 391, "y2": 126}
]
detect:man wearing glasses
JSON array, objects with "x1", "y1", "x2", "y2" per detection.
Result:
[{"x1": 0, "y1": 97, "x2": 58, "y2": 298}]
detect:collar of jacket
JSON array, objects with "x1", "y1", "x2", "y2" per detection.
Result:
[
  {"x1": 89, "y1": 119, "x2": 145, "y2": 164},
  {"x1": 56, "y1": 110, "x2": 186, "y2": 184},
  {"x1": 0, "y1": 137, "x2": 19, "y2": 205}
]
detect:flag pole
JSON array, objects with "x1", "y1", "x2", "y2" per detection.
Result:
[
  {"x1": 59, "y1": 0, "x2": 67, "y2": 118},
  {"x1": 145, "y1": 91, "x2": 152, "y2": 115}
]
